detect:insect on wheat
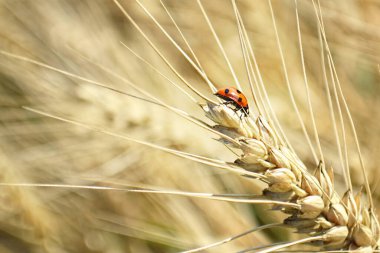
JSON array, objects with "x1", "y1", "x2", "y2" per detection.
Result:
[{"x1": 0, "y1": 0, "x2": 379, "y2": 252}]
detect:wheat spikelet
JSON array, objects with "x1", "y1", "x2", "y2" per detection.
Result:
[
  {"x1": 0, "y1": 0, "x2": 379, "y2": 252},
  {"x1": 203, "y1": 94, "x2": 378, "y2": 252}
]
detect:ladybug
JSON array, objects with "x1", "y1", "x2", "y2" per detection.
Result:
[{"x1": 214, "y1": 87, "x2": 249, "y2": 116}]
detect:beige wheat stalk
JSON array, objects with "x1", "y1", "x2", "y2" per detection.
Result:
[{"x1": 0, "y1": 0, "x2": 379, "y2": 252}]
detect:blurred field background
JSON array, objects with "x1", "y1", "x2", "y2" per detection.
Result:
[{"x1": 0, "y1": 0, "x2": 379, "y2": 252}]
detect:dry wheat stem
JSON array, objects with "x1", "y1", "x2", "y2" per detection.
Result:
[
  {"x1": 268, "y1": 0, "x2": 319, "y2": 165},
  {"x1": 311, "y1": 0, "x2": 373, "y2": 209},
  {"x1": 0, "y1": 49, "x2": 248, "y2": 148},
  {"x1": 233, "y1": 1, "x2": 262, "y2": 115},
  {"x1": 294, "y1": 0, "x2": 325, "y2": 166},
  {"x1": 116, "y1": 0, "x2": 216, "y2": 101},
  {"x1": 23, "y1": 106, "x2": 264, "y2": 180},
  {"x1": 196, "y1": 0, "x2": 241, "y2": 90},
  {"x1": 232, "y1": 0, "x2": 294, "y2": 152},
  {"x1": 94, "y1": 212, "x2": 193, "y2": 249},
  {"x1": 0, "y1": 183, "x2": 299, "y2": 206},
  {"x1": 181, "y1": 223, "x2": 283, "y2": 253},
  {"x1": 159, "y1": 0, "x2": 205, "y2": 77},
  {"x1": 67, "y1": 48, "x2": 244, "y2": 146},
  {"x1": 318, "y1": 21, "x2": 351, "y2": 192},
  {"x1": 239, "y1": 235, "x2": 324, "y2": 253},
  {"x1": 1, "y1": 0, "x2": 378, "y2": 252}
]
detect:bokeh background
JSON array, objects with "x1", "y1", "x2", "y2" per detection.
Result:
[{"x1": 0, "y1": 0, "x2": 379, "y2": 252}]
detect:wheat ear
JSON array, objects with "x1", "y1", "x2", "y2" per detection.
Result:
[{"x1": 1, "y1": 0, "x2": 378, "y2": 252}]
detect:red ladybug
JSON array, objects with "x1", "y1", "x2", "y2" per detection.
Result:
[{"x1": 214, "y1": 87, "x2": 249, "y2": 115}]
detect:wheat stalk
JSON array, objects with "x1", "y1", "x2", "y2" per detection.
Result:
[
  {"x1": 202, "y1": 89, "x2": 377, "y2": 252},
  {"x1": 0, "y1": 0, "x2": 379, "y2": 252},
  {"x1": 121, "y1": 0, "x2": 379, "y2": 250}
]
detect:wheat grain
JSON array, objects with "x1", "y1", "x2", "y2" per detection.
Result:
[
  {"x1": 0, "y1": 0, "x2": 379, "y2": 252},
  {"x1": 202, "y1": 83, "x2": 378, "y2": 252}
]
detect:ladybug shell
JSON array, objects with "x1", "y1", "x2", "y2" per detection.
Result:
[{"x1": 214, "y1": 87, "x2": 249, "y2": 114}]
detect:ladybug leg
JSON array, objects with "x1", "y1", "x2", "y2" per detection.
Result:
[
  {"x1": 237, "y1": 107, "x2": 249, "y2": 119},
  {"x1": 241, "y1": 108, "x2": 249, "y2": 117},
  {"x1": 222, "y1": 101, "x2": 237, "y2": 110},
  {"x1": 223, "y1": 101, "x2": 241, "y2": 114},
  {"x1": 221, "y1": 101, "x2": 248, "y2": 119},
  {"x1": 237, "y1": 108, "x2": 245, "y2": 120},
  {"x1": 221, "y1": 101, "x2": 245, "y2": 118},
  {"x1": 222, "y1": 101, "x2": 235, "y2": 105}
]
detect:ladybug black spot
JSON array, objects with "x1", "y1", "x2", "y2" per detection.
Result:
[
  {"x1": 225, "y1": 88, "x2": 229, "y2": 94},
  {"x1": 238, "y1": 97, "x2": 242, "y2": 102},
  {"x1": 236, "y1": 89, "x2": 241, "y2": 94}
]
